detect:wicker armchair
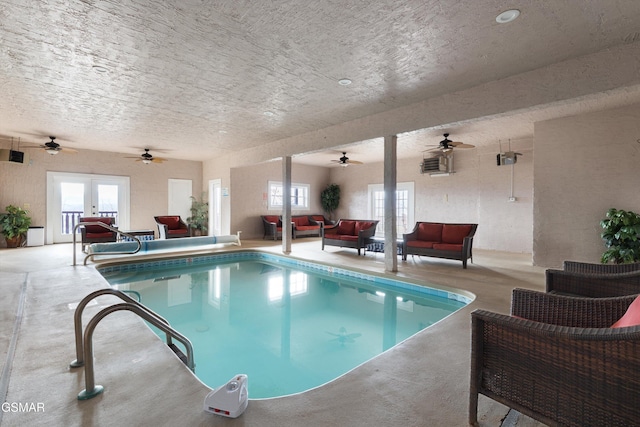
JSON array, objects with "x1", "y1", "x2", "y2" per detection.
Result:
[
  {"x1": 562, "y1": 260, "x2": 640, "y2": 274},
  {"x1": 470, "y1": 289, "x2": 640, "y2": 427},
  {"x1": 546, "y1": 261, "x2": 640, "y2": 297}
]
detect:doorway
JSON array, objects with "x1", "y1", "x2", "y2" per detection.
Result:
[
  {"x1": 46, "y1": 172, "x2": 130, "y2": 243},
  {"x1": 209, "y1": 179, "x2": 222, "y2": 236}
]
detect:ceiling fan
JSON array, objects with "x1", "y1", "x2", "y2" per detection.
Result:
[
  {"x1": 126, "y1": 148, "x2": 167, "y2": 164},
  {"x1": 31, "y1": 136, "x2": 78, "y2": 155},
  {"x1": 424, "y1": 133, "x2": 475, "y2": 154},
  {"x1": 331, "y1": 152, "x2": 363, "y2": 167}
]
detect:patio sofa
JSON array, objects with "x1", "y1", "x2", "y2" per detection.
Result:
[
  {"x1": 321, "y1": 219, "x2": 379, "y2": 255},
  {"x1": 402, "y1": 222, "x2": 477, "y2": 268},
  {"x1": 291, "y1": 215, "x2": 322, "y2": 238}
]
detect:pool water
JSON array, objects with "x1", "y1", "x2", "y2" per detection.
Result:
[{"x1": 100, "y1": 253, "x2": 469, "y2": 398}]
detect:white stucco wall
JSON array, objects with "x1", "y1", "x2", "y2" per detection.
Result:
[
  {"x1": 0, "y1": 146, "x2": 202, "y2": 246},
  {"x1": 533, "y1": 103, "x2": 640, "y2": 267}
]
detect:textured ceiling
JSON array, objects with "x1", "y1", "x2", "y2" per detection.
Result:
[{"x1": 1, "y1": 1, "x2": 640, "y2": 164}]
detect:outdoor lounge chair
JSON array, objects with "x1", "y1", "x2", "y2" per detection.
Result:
[
  {"x1": 470, "y1": 288, "x2": 640, "y2": 427},
  {"x1": 79, "y1": 216, "x2": 117, "y2": 252},
  {"x1": 154, "y1": 215, "x2": 190, "y2": 239},
  {"x1": 546, "y1": 260, "x2": 640, "y2": 297}
]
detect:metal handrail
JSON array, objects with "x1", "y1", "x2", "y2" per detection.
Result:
[
  {"x1": 70, "y1": 288, "x2": 172, "y2": 368},
  {"x1": 77, "y1": 302, "x2": 195, "y2": 400},
  {"x1": 72, "y1": 221, "x2": 142, "y2": 265}
]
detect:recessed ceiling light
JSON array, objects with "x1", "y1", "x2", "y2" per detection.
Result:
[
  {"x1": 92, "y1": 65, "x2": 109, "y2": 73},
  {"x1": 218, "y1": 130, "x2": 227, "y2": 134},
  {"x1": 263, "y1": 111, "x2": 275, "y2": 117},
  {"x1": 496, "y1": 9, "x2": 520, "y2": 24},
  {"x1": 338, "y1": 78, "x2": 352, "y2": 86}
]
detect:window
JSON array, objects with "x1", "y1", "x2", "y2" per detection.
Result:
[
  {"x1": 368, "y1": 182, "x2": 415, "y2": 236},
  {"x1": 268, "y1": 181, "x2": 310, "y2": 210}
]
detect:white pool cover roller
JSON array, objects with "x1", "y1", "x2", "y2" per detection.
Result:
[
  {"x1": 88, "y1": 232, "x2": 241, "y2": 254},
  {"x1": 203, "y1": 374, "x2": 248, "y2": 418}
]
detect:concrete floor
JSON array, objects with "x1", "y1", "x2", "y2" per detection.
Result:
[{"x1": 0, "y1": 239, "x2": 548, "y2": 426}]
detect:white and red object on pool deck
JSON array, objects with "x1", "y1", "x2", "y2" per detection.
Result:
[{"x1": 203, "y1": 374, "x2": 248, "y2": 418}]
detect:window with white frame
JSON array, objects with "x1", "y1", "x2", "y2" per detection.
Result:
[
  {"x1": 268, "y1": 181, "x2": 310, "y2": 210},
  {"x1": 367, "y1": 182, "x2": 415, "y2": 236}
]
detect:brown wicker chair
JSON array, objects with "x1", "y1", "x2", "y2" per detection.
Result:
[
  {"x1": 546, "y1": 261, "x2": 640, "y2": 297},
  {"x1": 562, "y1": 260, "x2": 640, "y2": 274},
  {"x1": 470, "y1": 289, "x2": 640, "y2": 427}
]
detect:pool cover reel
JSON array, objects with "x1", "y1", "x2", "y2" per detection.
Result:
[{"x1": 203, "y1": 374, "x2": 248, "y2": 418}]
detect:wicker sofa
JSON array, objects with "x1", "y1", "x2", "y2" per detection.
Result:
[
  {"x1": 470, "y1": 288, "x2": 640, "y2": 427},
  {"x1": 321, "y1": 219, "x2": 379, "y2": 255},
  {"x1": 402, "y1": 222, "x2": 477, "y2": 268},
  {"x1": 291, "y1": 215, "x2": 322, "y2": 238},
  {"x1": 546, "y1": 260, "x2": 640, "y2": 297}
]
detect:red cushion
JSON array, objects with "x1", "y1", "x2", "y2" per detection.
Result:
[
  {"x1": 324, "y1": 232, "x2": 339, "y2": 238},
  {"x1": 432, "y1": 243, "x2": 463, "y2": 252},
  {"x1": 159, "y1": 216, "x2": 181, "y2": 230},
  {"x1": 612, "y1": 296, "x2": 640, "y2": 328},
  {"x1": 293, "y1": 216, "x2": 309, "y2": 226},
  {"x1": 82, "y1": 217, "x2": 112, "y2": 233},
  {"x1": 340, "y1": 235, "x2": 358, "y2": 242},
  {"x1": 355, "y1": 221, "x2": 375, "y2": 234},
  {"x1": 407, "y1": 240, "x2": 436, "y2": 249},
  {"x1": 263, "y1": 215, "x2": 280, "y2": 225},
  {"x1": 85, "y1": 232, "x2": 113, "y2": 238},
  {"x1": 296, "y1": 225, "x2": 319, "y2": 231},
  {"x1": 441, "y1": 224, "x2": 472, "y2": 244},
  {"x1": 167, "y1": 228, "x2": 188, "y2": 235},
  {"x1": 337, "y1": 221, "x2": 356, "y2": 235},
  {"x1": 417, "y1": 223, "x2": 443, "y2": 242},
  {"x1": 312, "y1": 215, "x2": 325, "y2": 223}
]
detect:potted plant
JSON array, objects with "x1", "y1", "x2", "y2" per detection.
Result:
[
  {"x1": 0, "y1": 205, "x2": 32, "y2": 248},
  {"x1": 187, "y1": 194, "x2": 208, "y2": 236},
  {"x1": 600, "y1": 208, "x2": 640, "y2": 264},
  {"x1": 320, "y1": 184, "x2": 340, "y2": 221}
]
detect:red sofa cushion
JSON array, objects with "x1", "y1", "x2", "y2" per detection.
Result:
[
  {"x1": 167, "y1": 228, "x2": 188, "y2": 235},
  {"x1": 441, "y1": 224, "x2": 472, "y2": 244},
  {"x1": 296, "y1": 225, "x2": 318, "y2": 231},
  {"x1": 263, "y1": 215, "x2": 280, "y2": 225},
  {"x1": 159, "y1": 216, "x2": 182, "y2": 230},
  {"x1": 340, "y1": 235, "x2": 359, "y2": 242},
  {"x1": 83, "y1": 217, "x2": 112, "y2": 233},
  {"x1": 293, "y1": 216, "x2": 309, "y2": 226},
  {"x1": 337, "y1": 220, "x2": 356, "y2": 235},
  {"x1": 311, "y1": 215, "x2": 326, "y2": 223},
  {"x1": 432, "y1": 243, "x2": 464, "y2": 252},
  {"x1": 417, "y1": 223, "x2": 443, "y2": 242},
  {"x1": 407, "y1": 240, "x2": 436, "y2": 249},
  {"x1": 355, "y1": 221, "x2": 375, "y2": 234}
]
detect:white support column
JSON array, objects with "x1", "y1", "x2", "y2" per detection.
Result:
[
  {"x1": 384, "y1": 135, "x2": 398, "y2": 272},
  {"x1": 282, "y1": 156, "x2": 292, "y2": 254}
]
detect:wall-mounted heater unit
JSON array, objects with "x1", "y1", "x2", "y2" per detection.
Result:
[
  {"x1": 420, "y1": 154, "x2": 453, "y2": 175},
  {"x1": 496, "y1": 151, "x2": 522, "y2": 166},
  {"x1": 0, "y1": 149, "x2": 28, "y2": 164}
]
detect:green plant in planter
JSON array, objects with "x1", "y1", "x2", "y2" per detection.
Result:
[
  {"x1": 600, "y1": 208, "x2": 640, "y2": 264},
  {"x1": 187, "y1": 194, "x2": 208, "y2": 236},
  {"x1": 320, "y1": 184, "x2": 340, "y2": 220},
  {"x1": 0, "y1": 205, "x2": 32, "y2": 248}
]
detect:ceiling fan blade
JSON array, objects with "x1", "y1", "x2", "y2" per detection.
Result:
[
  {"x1": 151, "y1": 157, "x2": 167, "y2": 163},
  {"x1": 450, "y1": 142, "x2": 475, "y2": 149},
  {"x1": 60, "y1": 147, "x2": 78, "y2": 153},
  {"x1": 347, "y1": 160, "x2": 363, "y2": 165}
]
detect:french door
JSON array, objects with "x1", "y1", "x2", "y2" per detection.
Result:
[{"x1": 47, "y1": 172, "x2": 130, "y2": 243}]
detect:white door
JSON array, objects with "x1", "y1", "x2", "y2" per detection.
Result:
[
  {"x1": 47, "y1": 172, "x2": 130, "y2": 243},
  {"x1": 209, "y1": 179, "x2": 222, "y2": 236},
  {"x1": 168, "y1": 179, "x2": 192, "y2": 220}
]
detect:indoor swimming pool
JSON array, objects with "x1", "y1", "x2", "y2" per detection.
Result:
[{"x1": 98, "y1": 251, "x2": 472, "y2": 398}]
